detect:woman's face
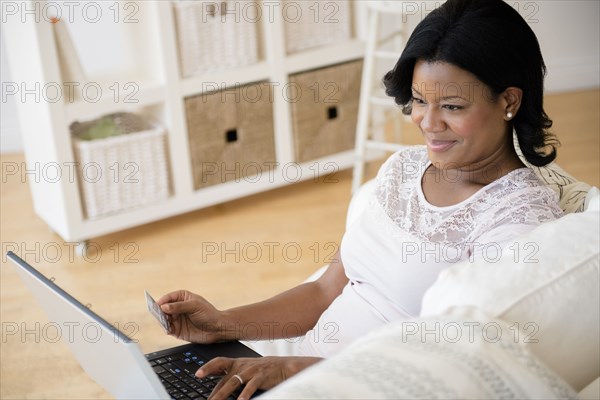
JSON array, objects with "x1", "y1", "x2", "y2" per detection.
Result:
[{"x1": 411, "y1": 60, "x2": 511, "y2": 170}]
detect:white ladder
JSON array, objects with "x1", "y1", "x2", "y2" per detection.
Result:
[{"x1": 352, "y1": 1, "x2": 410, "y2": 193}]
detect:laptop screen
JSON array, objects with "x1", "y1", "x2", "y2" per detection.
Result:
[{"x1": 7, "y1": 251, "x2": 169, "y2": 399}]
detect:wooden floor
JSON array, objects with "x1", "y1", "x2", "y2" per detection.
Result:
[{"x1": 1, "y1": 89, "x2": 598, "y2": 399}]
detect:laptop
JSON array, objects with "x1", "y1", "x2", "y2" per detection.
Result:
[{"x1": 6, "y1": 251, "x2": 262, "y2": 399}]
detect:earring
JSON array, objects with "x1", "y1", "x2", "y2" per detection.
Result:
[{"x1": 506, "y1": 112, "x2": 513, "y2": 119}]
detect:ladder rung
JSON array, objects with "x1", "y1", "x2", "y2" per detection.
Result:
[
  {"x1": 369, "y1": 96, "x2": 397, "y2": 107},
  {"x1": 378, "y1": 31, "x2": 404, "y2": 47},
  {"x1": 374, "y1": 50, "x2": 400, "y2": 60},
  {"x1": 368, "y1": 4, "x2": 407, "y2": 14},
  {"x1": 365, "y1": 140, "x2": 406, "y2": 152}
]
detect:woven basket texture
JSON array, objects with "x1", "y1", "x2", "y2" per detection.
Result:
[
  {"x1": 173, "y1": 0, "x2": 260, "y2": 78},
  {"x1": 283, "y1": 0, "x2": 352, "y2": 54},
  {"x1": 185, "y1": 82, "x2": 276, "y2": 189},
  {"x1": 289, "y1": 59, "x2": 363, "y2": 163},
  {"x1": 71, "y1": 113, "x2": 170, "y2": 219}
]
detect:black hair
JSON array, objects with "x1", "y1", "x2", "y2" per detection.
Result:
[{"x1": 383, "y1": 0, "x2": 558, "y2": 166}]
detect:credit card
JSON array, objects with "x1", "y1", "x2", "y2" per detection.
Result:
[{"x1": 144, "y1": 290, "x2": 170, "y2": 333}]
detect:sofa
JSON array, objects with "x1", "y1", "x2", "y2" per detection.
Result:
[{"x1": 257, "y1": 159, "x2": 600, "y2": 399}]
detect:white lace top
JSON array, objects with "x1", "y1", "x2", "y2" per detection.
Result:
[{"x1": 299, "y1": 146, "x2": 563, "y2": 357}]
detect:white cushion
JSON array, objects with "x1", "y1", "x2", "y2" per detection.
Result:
[
  {"x1": 421, "y1": 194, "x2": 600, "y2": 391},
  {"x1": 260, "y1": 306, "x2": 578, "y2": 399},
  {"x1": 586, "y1": 187, "x2": 600, "y2": 212}
]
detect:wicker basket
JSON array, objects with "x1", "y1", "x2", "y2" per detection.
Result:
[
  {"x1": 289, "y1": 60, "x2": 363, "y2": 163},
  {"x1": 185, "y1": 82, "x2": 276, "y2": 189},
  {"x1": 70, "y1": 113, "x2": 171, "y2": 219},
  {"x1": 173, "y1": 0, "x2": 260, "y2": 78},
  {"x1": 283, "y1": 0, "x2": 352, "y2": 54}
]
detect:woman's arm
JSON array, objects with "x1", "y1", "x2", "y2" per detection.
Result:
[
  {"x1": 158, "y1": 250, "x2": 348, "y2": 343},
  {"x1": 223, "y1": 250, "x2": 348, "y2": 341}
]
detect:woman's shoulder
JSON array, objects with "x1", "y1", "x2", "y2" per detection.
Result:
[
  {"x1": 478, "y1": 167, "x2": 564, "y2": 221},
  {"x1": 490, "y1": 167, "x2": 560, "y2": 200}
]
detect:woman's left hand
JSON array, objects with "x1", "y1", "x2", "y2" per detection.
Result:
[{"x1": 196, "y1": 355, "x2": 322, "y2": 400}]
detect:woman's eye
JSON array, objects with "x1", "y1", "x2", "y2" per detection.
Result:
[
  {"x1": 443, "y1": 104, "x2": 462, "y2": 111},
  {"x1": 412, "y1": 97, "x2": 425, "y2": 105}
]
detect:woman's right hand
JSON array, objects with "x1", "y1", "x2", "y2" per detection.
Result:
[{"x1": 157, "y1": 290, "x2": 234, "y2": 344}]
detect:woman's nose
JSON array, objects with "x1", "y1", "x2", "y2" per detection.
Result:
[{"x1": 419, "y1": 107, "x2": 445, "y2": 133}]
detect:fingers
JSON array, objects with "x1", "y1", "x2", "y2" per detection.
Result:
[
  {"x1": 198, "y1": 358, "x2": 252, "y2": 400},
  {"x1": 160, "y1": 299, "x2": 202, "y2": 315},
  {"x1": 238, "y1": 377, "x2": 261, "y2": 400},
  {"x1": 208, "y1": 373, "x2": 242, "y2": 400},
  {"x1": 196, "y1": 357, "x2": 233, "y2": 379},
  {"x1": 156, "y1": 289, "x2": 189, "y2": 306},
  {"x1": 159, "y1": 295, "x2": 204, "y2": 317},
  {"x1": 213, "y1": 371, "x2": 261, "y2": 400},
  {"x1": 157, "y1": 290, "x2": 214, "y2": 317}
]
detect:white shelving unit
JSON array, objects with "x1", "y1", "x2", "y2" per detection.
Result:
[{"x1": 3, "y1": 0, "x2": 366, "y2": 243}]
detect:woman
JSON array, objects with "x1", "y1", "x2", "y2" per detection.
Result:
[{"x1": 158, "y1": 0, "x2": 563, "y2": 398}]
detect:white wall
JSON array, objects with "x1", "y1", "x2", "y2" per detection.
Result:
[
  {"x1": 530, "y1": 1, "x2": 599, "y2": 92},
  {"x1": 0, "y1": 27, "x2": 23, "y2": 153},
  {"x1": 1, "y1": 0, "x2": 598, "y2": 154}
]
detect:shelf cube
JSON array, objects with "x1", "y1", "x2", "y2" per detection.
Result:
[
  {"x1": 289, "y1": 59, "x2": 363, "y2": 163},
  {"x1": 283, "y1": 0, "x2": 353, "y2": 54},
  {"x1": 70, "y1": 113, "x2": 171, "y2": 219},
  {"x1": 185, "y1": 82, "x2": 277, "y2": 189},
  {"x1": 173, "y1": 0, "x2": 260, "y2": 78}
]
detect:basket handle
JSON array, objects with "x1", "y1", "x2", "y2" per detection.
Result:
[
  {"x1": 225, "y1": 128, "x2": 238, "y2": 143},
  {"x1": 327, "y1": 106, "x2": 339, "y2": 120}
]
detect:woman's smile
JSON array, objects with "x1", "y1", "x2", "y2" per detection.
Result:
[{"x1": 425, "y1": 138, "x2": 459, "y2": 152}]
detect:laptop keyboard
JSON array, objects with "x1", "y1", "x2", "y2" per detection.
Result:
[{"x1": 148, "y1": 350, "x2": 236, "y2": 400}]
